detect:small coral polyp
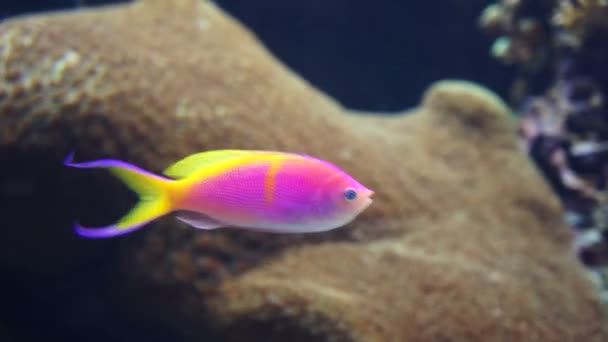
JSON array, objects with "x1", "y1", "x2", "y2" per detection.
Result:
[{"x1": 554, "y1": 0, "x2": 608, "y2": 38}]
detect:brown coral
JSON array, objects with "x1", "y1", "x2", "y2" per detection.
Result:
[{"x1": 0, "y1": 0, "x2": 605, "y2": 340}]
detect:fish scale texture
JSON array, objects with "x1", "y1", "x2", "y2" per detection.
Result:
[{"x1": 0, "y1": 0, "x2": 605, "y2": 341}]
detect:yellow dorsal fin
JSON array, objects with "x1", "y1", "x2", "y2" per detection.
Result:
[{"x1": 163, "y1": 150, "x2": 260, "y2": 179}]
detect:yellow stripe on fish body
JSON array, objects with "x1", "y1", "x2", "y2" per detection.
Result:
[
  {"x1": 170, "y1": 152, "x2": 293, "y2": 205},
  {"x1": 162, "y1": 150, "x2": 254, "y2": 179},
  {"x1": 166, "y1": 150, "x2": 285, "y2": 180}
]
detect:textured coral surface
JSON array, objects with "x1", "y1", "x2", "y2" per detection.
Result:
[{"x1": 0, "y1": 0, "x2": 604, "y2": 340}]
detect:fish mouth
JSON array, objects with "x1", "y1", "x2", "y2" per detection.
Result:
[{"x1": 363, "y1": 190, "x2": 374, "y2": 209}]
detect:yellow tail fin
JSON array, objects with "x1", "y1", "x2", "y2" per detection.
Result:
[{"x1": 65, "y1": 152, "x2": 173, "y2": 238}]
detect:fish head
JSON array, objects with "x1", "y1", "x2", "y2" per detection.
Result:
[{"x1": 316, "y1": 170, "x2": 374, "y2": 226}]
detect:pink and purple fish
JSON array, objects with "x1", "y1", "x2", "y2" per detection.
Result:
[{"x1": 65, "y1": 149, "x2": 374, "y2": 238}]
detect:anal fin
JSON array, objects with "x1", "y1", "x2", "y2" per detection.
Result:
[{"x1": 175, "y1": 211, "x2": 225, "y2": 230}]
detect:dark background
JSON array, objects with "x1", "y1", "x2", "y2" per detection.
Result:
[{"x1": 0, "y1": 0, "x2": 513, "y2": 112}]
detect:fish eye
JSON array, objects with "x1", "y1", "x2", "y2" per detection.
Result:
[{"x1": 343, "y1": 188, "x2": 357, "y2": 201}]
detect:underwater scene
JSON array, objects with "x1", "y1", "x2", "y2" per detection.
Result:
[{"x1": 1, "y1": 0, "x2": 607, "y2": 341}]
